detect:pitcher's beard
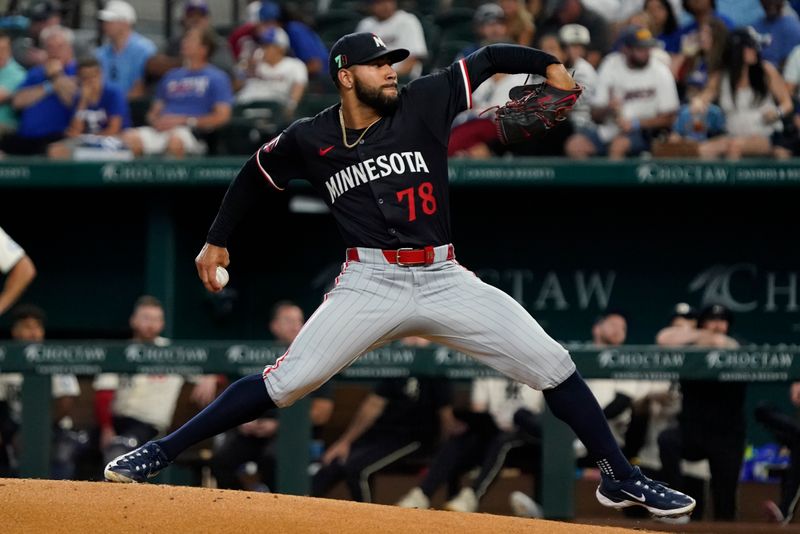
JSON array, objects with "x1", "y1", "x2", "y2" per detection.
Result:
[{"x1": 354, "y1": 79, "x2": 399, "y2": 115}]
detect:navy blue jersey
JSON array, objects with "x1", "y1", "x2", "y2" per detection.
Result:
[{"x1": 207, "y1": 45, "x2": 560, "y2": 248}]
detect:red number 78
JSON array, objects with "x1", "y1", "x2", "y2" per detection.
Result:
[{"x1": 396, "y1": 182, "x2": 437, "y2": 222}]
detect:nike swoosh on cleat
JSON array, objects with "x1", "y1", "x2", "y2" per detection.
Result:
[
  {"x1": 319, "y1": 145, "x2": 334, "y2": 156},
  {"x1": 621, "y1": 490, "x2": 647, "y2": 502}
]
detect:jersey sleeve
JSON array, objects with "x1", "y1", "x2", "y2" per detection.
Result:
[
  {"x1": 254, "y1": 121, "x2": 305, "y2": 191},
  {"x1": 404, "y1": 44, "x2": 560, "y2": 138},
  {"x1": 0, "y1": 226, "x2": 25, "y2": 274}
]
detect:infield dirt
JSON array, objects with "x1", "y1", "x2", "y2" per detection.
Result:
[{"x1": 0, "y1": 478, "x2": 654, "y2": 533}]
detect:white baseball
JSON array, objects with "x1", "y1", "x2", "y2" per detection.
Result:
[{"x1": 215, "y1": 266, "x2": 229, "y2": 288}]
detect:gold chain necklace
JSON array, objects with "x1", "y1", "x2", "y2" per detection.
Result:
[{"x1": 339, "y1": 107, "x2": 381, "y2": 149}]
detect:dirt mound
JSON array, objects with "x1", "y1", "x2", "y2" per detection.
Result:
[{"x1": 1, "y1": 478, "x2": 652, "y2": 533}]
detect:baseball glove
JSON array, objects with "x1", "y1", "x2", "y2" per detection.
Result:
[{"x1": 492, "y1": 81, "x2": 583, "y2": 144}]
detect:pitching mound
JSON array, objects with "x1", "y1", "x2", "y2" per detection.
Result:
[{"x1": 1, "y1": 478, "x2": 652, "y2": 533}]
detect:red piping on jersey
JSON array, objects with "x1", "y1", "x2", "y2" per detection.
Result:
[
  {"x1": 256, "y1": 144, "x2": 285, "y2": 192},
  {"x1": 459, "y1": 59, "x2": 473, "y2": 110},
  {"x1": 262, "y1": 348, "x2": 289, "y2": 379}
]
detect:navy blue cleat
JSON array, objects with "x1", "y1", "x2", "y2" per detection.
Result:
[
  {"x1": 596, "y1": 467, "x2": 696, "y2": 518},
  {"x1": 104, "y1": 441, "x2": 171, "y2": 483}
]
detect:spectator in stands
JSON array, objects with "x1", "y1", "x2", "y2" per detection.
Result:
[
  {"x1": 565, "y1": 26, "x2": 679, "y2": 159},
  {"x1": 396, "y1": 377, "x2": 544, "y2": 515},
  {"x1": 718, "y1": 0, "x2": 773, "y2": 27},
  {"x1": 312, "y1": 341, "x2": 457, "y2": 503},
  {"x1": 677, "y1": 0, "x2": 735, "y2": 68},
  {"x1": 12, "y1": 0, "x2": 90, "y2": 69},
  {"x1": 146, "y1": 0, "x2": 236, "y2": 84},
  {"x1": 582, "y1": 0, "x2": 647, "y2": 26},
  {"x1": 658, "y1": 304, "x2": 745, "y2": 521},
  {"x1": 236, "y1": 27, "x2": 308, "y2": 117},
  {"x1": 95, "y1": 0, "x2": 157, "y2": 99},
  {"x1": 550, "y1": 25, "x2": 598, "y2": 131},
  {"x1": 643, "y1": 0, "x2": 682, "y2": 54},
  {"x1": 753, "y1": 0, "x2": 800, "y2": 68},
  {"x1": 447, "y1": 7, "x2": 524, "y2": 158},
  {"x1": 95, "y1": 296, "x2": 216, "y2": 467},
  {"x1": 211, "y1": 301, "x2": 334, "y2": 491},
  {"x1": 355, "y1": 0, "x2": 428, "y2": 79},
  {"x1": 0, "y1": 305, "x2": 82, "y2": 479},
  {"x1": 121, "y1": 27, "x2": 233, "y2": 158},
  {"x1": 0, "y1": 226, "x2": 36, "y2": 318},
  {"x1": 755, "y1": 383, "x2": 800, "y2": 524},
  {"x1": 696, "y1": 27, "x2": 794, "y2": 159},
  {"x1": 785, "y1": 43, "x2": 800, "y2": 96},
  {"x1": 457, "y1": 3, "x2": 511, "y2": 59},
  {"x1": 671, "y1": 74, "x2": 726, "y2": 142},
  {"x1": 1, "y1": 26, "x2": 77, "y2": 156},
  {"x1": 230, "y1": 2, "x2": 328, "y2": 78},
  {"x1": 538, "y1": 0, "x2": 611, "y2": 67},
  {"x1": 672, "y1": 17, "x2": 728, "y2": 91},
  {"x1": 47, "y1": 57, "x2": 130, "y2": 159},
  {"x1": 498, "y1": 0, "x2": 536, "y2": 46},
  {"x1": 0, "y1": 30, "x2": 26, "y2": 137}
]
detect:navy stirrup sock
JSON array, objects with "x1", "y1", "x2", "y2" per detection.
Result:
[
  {"x1": 156, "y1": 374, "x2": 276, "y2": 461},
  {"x1": 543, "y1": 371, "x2": 634, "y2": 480}
]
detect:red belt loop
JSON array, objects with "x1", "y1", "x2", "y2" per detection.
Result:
[{"x1": 424, "y1": 246, "x2": 435, "y2": 265}]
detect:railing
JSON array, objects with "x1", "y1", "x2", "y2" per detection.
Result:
[
  {"x1": 1, "y1": 157, "x2": 800, "y2": 188},
  {"x1": 2, "y1": 341, "x2": 797, "y2": 518}
]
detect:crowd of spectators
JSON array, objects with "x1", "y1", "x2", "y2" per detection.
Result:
[{"x1": 0, "y1": 0, "x2": 797, "y2": 159}]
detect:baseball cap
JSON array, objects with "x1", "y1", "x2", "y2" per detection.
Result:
[
  {"x1": 259, "y1": 26, "x2": 290, "y2": 49},
  {"x1": 558, "y1": 24, "x2": 590, "y2": 46},
  {"x1": 27, "y1": 1, "x2": 59, "y2": 22},
  {"x1": 98, "y1": 0, "x2": 137, "y2": 23},
  {"x1": 259, "y1": 1, "x2": 281, "y2": 22},
  {"x1": 698, "y1": 304, "x2": 733, "y2": 325},
  {"x1": 328, "y1": 32, "x2": 410, "y2": 83},
  {"x1": 473, "y1": 3, "x2": 504, "y2": 25},
  {"x1": 184, "y1": 0, "x2": 209, "y2": 15},
  {"x1": 619, "y1": 25, "x2": 658, "y2": 48},
  {"x1": 670, "y1": 302, "x2": 697, "y2": 321}
]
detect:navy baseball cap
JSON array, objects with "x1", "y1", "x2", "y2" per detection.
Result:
[
  {"x1": 184, "y1": 0, "x2": 209, "y2": 15},
  {"x1": 620, "y1": 25, "x2": 658, "y2": 48},
  {"x1": 329, "y1": 32, "x2": 409, "y2": 83}
]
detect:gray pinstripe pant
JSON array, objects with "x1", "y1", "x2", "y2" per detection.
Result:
[{"x1": 262, "y1": 245, "x2": 576, "y2": 407}]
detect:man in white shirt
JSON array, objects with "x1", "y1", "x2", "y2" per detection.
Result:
[
  {"x1": 355, "y1": 0, "x2": 427, "y2": 78},
  {"x1": 784, "y1": 43, "x2": 800, "y2": 96},
  {"x1": 0, "y1": 226, "x2": 36, "y2": 317},
  {"x1": 236, "y1": 26, "x2": 308, "y2": 116},
  {"x1": 565, "y1": 26, "x2": 679, "y2": 160}
]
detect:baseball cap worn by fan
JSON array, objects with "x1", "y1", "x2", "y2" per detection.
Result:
[
  {"x1": 670, "y1": 302, "x2": 698, "y2": 321},
  {"x1": 473, "y1": 3, "x2": 505, "y2": 26},
  {"x1": 620, "y1": 26, "x2": 658, "y2": 48},
  {"x1": 699, "y1": 304, "x2": 733, "y2": 325},
  {"x1": 184, "y1": 0, "x2": 209, "y2": 15},
  {"x1": 27, "y1": 1, "x2": 59, "y2": 22},
  {"x1": 329, "y1": 32, "x2": 409, "y2": 83},
  {"x1": 260, "y1": 27, "x2": 290, "y2": 49},
  {"x1": 98, "y1": 0, "x2": 137, "y2": 24},
  {"x1": 559, "y1": 24, "x2": 590, "y2": 46}
]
